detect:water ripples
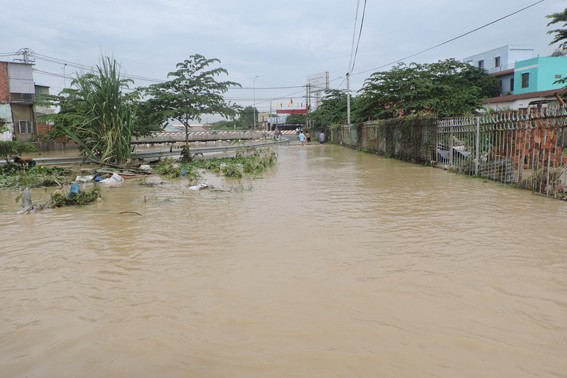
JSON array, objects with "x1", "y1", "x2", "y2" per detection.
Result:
[{"x1": 1, "y1": 144, "x2": 567, "y2": 377}]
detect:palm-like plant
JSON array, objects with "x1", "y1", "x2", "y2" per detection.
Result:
[{"x1": 43, "y1": 57, "x2": 136, "y2": 164}]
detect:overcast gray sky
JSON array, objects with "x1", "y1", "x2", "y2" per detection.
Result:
[{"x1": 2, "y1": 0, "x2": 564, "y2": 118}]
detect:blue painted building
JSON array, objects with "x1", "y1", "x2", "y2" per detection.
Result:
[
  {"x1": 513, "y1": 56, "x2": 567, "y2": 95},
  {"x1": 464, "y1": 45, "x2": 567, "y2": 110}
]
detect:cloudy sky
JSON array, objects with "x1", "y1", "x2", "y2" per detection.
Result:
[{"x1": 2, "y1": 0, "x2": 564, "y2": 118}]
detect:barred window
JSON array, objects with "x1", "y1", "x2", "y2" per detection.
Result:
[{"x1": 18, "y1": 120, "x2": 33, "y2": 134}]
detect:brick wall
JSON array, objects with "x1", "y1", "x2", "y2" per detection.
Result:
[{"x1": 0, "y1": 62, "x2": 9, "y2": 103}]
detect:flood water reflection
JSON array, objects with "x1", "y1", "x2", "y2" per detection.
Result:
[{"x1": 1, "y1": 144, "x2": 567, "y2": 377}]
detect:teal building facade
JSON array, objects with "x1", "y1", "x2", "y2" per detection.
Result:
[{"x1": 513, "y1": 56, "x2": 567, "y2": 95}]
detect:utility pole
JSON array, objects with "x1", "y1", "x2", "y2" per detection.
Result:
[
  {"x1": 63, "y1": 63, "x2": 67, "y2": 88},
  {"x1": 346, "y1": 72, "x2": 351, "y2": 126},
  {"x1": 306, "y1": 84, "x2": 311, "y2": 129},
  {"x1": 269, "y1": 100, "x2": 272, "y2": 131},
  {"x1": 15, "y1": 48, "x2": 35, "y2": 64},
  {"x1": 252, "y1": 75, "x2": 259, "y2": 130}
]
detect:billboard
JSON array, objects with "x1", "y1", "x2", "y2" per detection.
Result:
[{"x1": 307, "y1": 72, "x2": 329, "y2": 93}]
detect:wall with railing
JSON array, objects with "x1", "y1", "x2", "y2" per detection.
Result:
[{"x1": 334, "y1": 107, "x2": 567, "y2": 199}]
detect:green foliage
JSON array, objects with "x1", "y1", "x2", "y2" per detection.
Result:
[
  {"x1": 358, "y1": 59, "x2": 501, "y2": 120},
  {"x1": 142, "y1": 54, "x2": 242, "y2": 154},
  {"x1": 547, "y1": 7, "x2": 567, "y2": 87},
  {"x1": 309, "y1": 89, "x2": 354, "y2": 131},
  {"x1": 153, "y1": 147, "x2": 277, "y2": 180},
  {"x1": 211, "y1": 120, "x2": 238, "y2": 130},
  {"x1": 236, "y1": 106, "x2": 256, "y2": 129},
  {"x1": 0, "y1": 165, "x2": 71, "y2": 189},
  {"x1": 49, "y1": 184, "x2": 101, "y2": 207},
  {"x1": 234, "y1": 146, "x2": 277, "y2": 175},
  {"x1": 153, "y1": 158, "x2": 184, "y2": 178},
  {"x1": 211, "y1": 107, "x2": 258, "y2": 130},
  {"x1": 40, "y1": 56, "x2": 138, "y2": 164},
  {"x1": 547, "y1": 7, "x2": 567, "y2": 46},
  {"x1": 0, "y1": 141, "x2": 37, "y2": 163},
  {"x1": 286, "y1": 114, "x2": 306, "y2": 125}
]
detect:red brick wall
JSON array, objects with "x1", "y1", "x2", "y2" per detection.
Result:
[{"x1": 0, "y1": 62, "x2": 9, "y2": 103}]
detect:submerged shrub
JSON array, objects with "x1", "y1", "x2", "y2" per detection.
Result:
[
  {"x1": 0, "y1": 165, "x2": 72, "y2": 189},
  {"x1": 49, "y1": 184, "x2": 101, "y2": 207}
]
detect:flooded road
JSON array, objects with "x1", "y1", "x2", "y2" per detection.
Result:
[{"x1": 1, "y1": 144, "x2": 566, "y2": 377}]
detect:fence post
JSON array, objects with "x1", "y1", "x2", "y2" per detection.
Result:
[
  {"x1": 475, "y1": 116, "x2": 480, "y2": 176},
  {"x1": 449, "y1": 123, "x2": 454, "y2": 167}
]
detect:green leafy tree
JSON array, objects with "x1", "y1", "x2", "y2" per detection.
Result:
[
  {"x1": 547, "y1": 7, "x2": 567, "y2": 87},
  {"x1": 142, "y1": 54, "x2": 241, "y2": 158},
  {"x1": 286, "y1": 114, "x2": 306, "y2": 125},
  {"x1": 42, "y1": 56, "x2": 142, "y2": 164},
  {"x1": 358, "y1": 59, "x2": 501, "y2": 120},
  {"x1": 547, "y1": 7, "x2": 567, "y2": 46},
  {"x1": 211, "y1": 120, "x2": 236, "y2": 130},
  {"x1": 309, "y1": 89, "x2": 355, "y2": 131},
  {"x1": 237, "y1": 106, "x2": 256, "y2": 129}
]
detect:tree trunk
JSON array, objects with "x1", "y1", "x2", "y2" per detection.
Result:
[{"x1": 181, "y1": 123, "x2": 191, "y2": 162}]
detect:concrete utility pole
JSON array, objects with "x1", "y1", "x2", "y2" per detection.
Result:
[
  {"x1": 269, "y1": 100, "x2": 272, "y2": 131},
  {"x1": 306, "y1": 84, "x2": 311, "y2": 129},
  {"x1": 346, "y1": 73, "x2": 351, "y2": 126},
  {"x1": 252, "y1": 75, "x2": 259, "y2": 130}
]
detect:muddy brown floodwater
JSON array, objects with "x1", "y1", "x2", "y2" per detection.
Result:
[{"x1": 1, "y1": 144, "x2": 567, "y2": 377}]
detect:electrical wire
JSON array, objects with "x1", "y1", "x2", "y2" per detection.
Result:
[
  {"x1": 350, "y1": 0, "x2": 367, "y2": 74},
  {"x1": 348, "y1": 0, "x2": 361, "y2": 74},
  {"x1": 353, "y1": 0, "x2": 546, "y2": 77}
]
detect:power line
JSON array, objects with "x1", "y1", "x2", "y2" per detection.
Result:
[
  {"x1": 348, "y1": 0, "x2": 362, "y2": 73},
  {"x1": 354, "y1": 0, "x2": 546, "y2": 77},
  {"x1": 350, "y1": 0, "x2": 368, "y2": 74}
]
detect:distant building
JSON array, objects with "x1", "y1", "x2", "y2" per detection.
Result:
[
  {"x1": 0, "y1": 61, "x2": 48, "y2": 142},
  {"x1": 463, "y1": 45, "x2": 535, "y2": 74},
  {"x1": 464, "y1": 45, "x2": 567, "y2": 111}
]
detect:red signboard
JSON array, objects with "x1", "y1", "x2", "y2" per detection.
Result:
[{"x1": 276, "y1": 109, "x2": 308, "y2": 114}]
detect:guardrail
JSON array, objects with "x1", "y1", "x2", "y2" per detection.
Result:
[
  {"x1": 133, "y1": 130, "x2": 273, "y2": 144},
  {"x1": 0, "y1": 139, "x2": 289, "y2": 167}
]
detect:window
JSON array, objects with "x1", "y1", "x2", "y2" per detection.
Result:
[
  {"x1": 10, "y1": 93, "x2": 35, "y2": 103},
  {"x1": 478, "y1": 60, "x2": 484, "y2": 69},
  {"x1": 18, "y1": 120, "x2": 33, "y2": 134},
  {"x1": 521, "y1": 73, "x2": 530, "y2": 88},
  {"x1": 494, "y1": 56, "x2": 501, "y2": 68},
  {"x1": 510, "y1": 78, "x2": 514, "y2": 92}
]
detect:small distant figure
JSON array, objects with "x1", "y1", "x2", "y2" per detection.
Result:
[
  {"x1": 13, "y1": 156, "x2": 36, "y2": 167},
  {"x1": 319, "y1": 131, "x2": 326, "y2": 144},
  {"x1": 306, "y1": 131, "x2": 311, "y2": 143},
  {"x1": 299, "y1": 131, "x2": 306, "y2": 146}
]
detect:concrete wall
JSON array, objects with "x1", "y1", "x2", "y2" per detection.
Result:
[{"x1": 10, "y1": 103, "x2": 35, "y2": 141}]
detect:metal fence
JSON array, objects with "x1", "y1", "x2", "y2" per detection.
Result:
[
  {"x1": 436, "y1": 107, "x2": 567, "y2": 197},
  {"x1": 333, "y1": 107, "x2": 567, "y2": 199}
]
